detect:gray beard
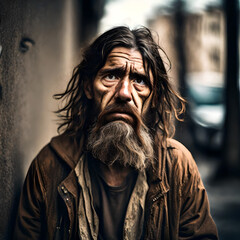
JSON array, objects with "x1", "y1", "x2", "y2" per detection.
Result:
[{"x1": 87, "y1": 121, "x2": 155, "y2": 171}]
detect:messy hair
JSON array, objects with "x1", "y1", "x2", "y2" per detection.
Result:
[{"x1": 54, "y1": 26, "x2": 185, "y2": 144}]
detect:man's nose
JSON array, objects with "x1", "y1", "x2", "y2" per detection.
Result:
[{"x1": 116, "y1": 78, "x2": 132, "y2": 102}]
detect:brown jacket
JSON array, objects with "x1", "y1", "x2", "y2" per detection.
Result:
[{"x1": 13, "y1": 134, "x2": 218, "y2": 240}]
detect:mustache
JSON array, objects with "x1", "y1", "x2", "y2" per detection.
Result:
[{"x1": 94, "y1": 103, "x2": 147, "y2": 146}]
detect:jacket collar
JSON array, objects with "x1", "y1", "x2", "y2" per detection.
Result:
[
  {"x1": 146, "y1": 131, "x2": 173, "y2": 197},
  {"x1": 146, "y1": 144, "x2": 170, "y2": 198}
]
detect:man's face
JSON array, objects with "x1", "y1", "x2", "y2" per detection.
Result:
[
  {"x1": 86, "y1": 47, "x2": 155, "y2": 169},
  {"x1": 85, "y1": 47, "x2": 153, "y2": 125}
]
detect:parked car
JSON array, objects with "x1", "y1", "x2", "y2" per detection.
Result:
[{"x1": 186, "y1": 72, "x2": 225, "y2": 152}]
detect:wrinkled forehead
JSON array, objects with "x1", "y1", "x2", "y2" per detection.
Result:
[{"x1": 105, "y1": 47, "x2": 145, "y2": 73}]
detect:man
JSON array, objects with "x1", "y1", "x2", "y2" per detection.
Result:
[{"x1": 14, "y1": 26, "x2": 218, "y2": 239}]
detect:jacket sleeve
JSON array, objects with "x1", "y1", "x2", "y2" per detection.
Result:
[
  {"x1": 13, "y1": 157, "x2": 46, "y2": 240},
  {"x1": 178, "y1": 154, "x2": 218, "y2": 239}
]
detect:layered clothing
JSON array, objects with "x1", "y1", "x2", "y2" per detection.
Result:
[{"x1": 13, "y1": 133, "x2": 218, "y2": 239}]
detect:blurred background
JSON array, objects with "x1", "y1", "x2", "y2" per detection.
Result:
[{"x1": 0, "y1": 0, "x2": 239, "y2": 239}]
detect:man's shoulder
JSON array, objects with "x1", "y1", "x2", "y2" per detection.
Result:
[
  {"x1": 31, "y1": 136, "x2": 68, "y2": 176},
  {"x1": 32, "y1": 133, "x2": 83, "y2": 174},
  {"x1": 165, "y1": 138, "x2": 199, "y2": 176},
  {"x1": 166, "y1": 138, "x2": 193, "y2": 160},
  {"x1": 33, "y1": 134, "x2": 68, "y2": 163}
]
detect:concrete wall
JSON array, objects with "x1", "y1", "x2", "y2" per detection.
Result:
[{"x1": 0, "y1": 1, "x2": 90, "y2": 238}]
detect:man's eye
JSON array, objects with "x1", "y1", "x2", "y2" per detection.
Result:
[
  {"x1": 134, "y1": 78, "x2": 147, "y2": 86},
  {"x1": 105, "y1": 74, "x2": 117, "y2": 81}
]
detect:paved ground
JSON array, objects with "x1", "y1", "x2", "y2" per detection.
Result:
[{"x1": 177, "y1": 126, "x2": 240, "y2": 240}]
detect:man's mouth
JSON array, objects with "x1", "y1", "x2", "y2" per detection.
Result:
[
  {"x1": 104, "y1": 112, "x2": 134, "y2": 124},
  {"x1": 95, "y1": 103, "x2": 141, "y2": 130}
]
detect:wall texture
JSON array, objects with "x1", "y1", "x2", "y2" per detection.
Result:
[{"x1": 0, "y1": 0, "x2": 104, "y2": 238}]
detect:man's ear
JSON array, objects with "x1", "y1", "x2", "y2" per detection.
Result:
[{"x1": 84, "y1": 82, "x2": 93, "y2": 99}]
